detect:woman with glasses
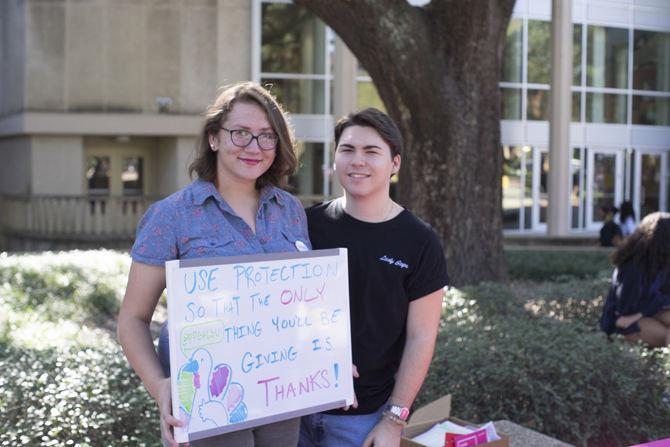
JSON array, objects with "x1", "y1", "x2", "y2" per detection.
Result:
[{"x1": 117, "y1": 82, "x2": 310, "y2": 447}]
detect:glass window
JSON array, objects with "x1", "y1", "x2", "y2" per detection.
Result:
[
  {"x1": 571, "y1": 148, "x2": 583, "y2": 229},
  {"x1": 526, "y1": 21, "x2": 581, "y2": 85},
  {"x1": 573, "y1": 24, "x2": 582, "y2": 86},
  {"x1": 539, "y1": 151, "x2": 549, "y2": 224},
  {"x1": 327, "y1": 29, "x2": 336, "y2": 85},
  {"x1": 572, "y1": 92, "x2": 581, "y2": 122},
  {"x1": 586, "y1": 93, "x2": 627, "y2": 123},
  {"x1": 289, "y1": 142, "x2": 325, "y2": 201},
  {"x1": 502, "y1": 19, "x2": 523, "y2": 83},
  {"x1": 632, "y1": 96, "x2": 670, "y2": 126},
  {"x1": 122, "y1": 157, "x2": 143, "y2": 196},
  {"x1": 260, "y1": 2, "x2": 328, "y2": 115},
  {"x1": 592, "y1": 152, "x2": 618, "y2": 222},
  {"x1": 640, "y1": 153, "x2": 661, "y2": 218},
  {"x1": 502, "y1": 145, "x2": 522, "y2": 230},
  {"x1": 527, "y1": 89, "x2": 550, "y2": 120},
  {"x1": 523, "y1": 146, "x2": 533, "y2": 229},
  {"x1": 633, "y1": 30, "x2": 670, "y2": 92},
  {"x1": 86, "y1": 156, "x2": 110, "y2": 195},
  {"x1": 528, "y1": 20, "x2": 551, "y2": 84},
  {"x1": 501, "y1": 88, "x2": 521, "y2": 120},
  {"x1": 587, "y1": 26, "x2": 628, "y2": 89},
  {"x1": 261, "y1": 79, "x2": 325, "y2": 114},
  {"x1": 357, "y1": 80, "x2": 386, "y2": 112},
  {"x1": 261, "y1": 3, "x2": 325, "y2": 74}
]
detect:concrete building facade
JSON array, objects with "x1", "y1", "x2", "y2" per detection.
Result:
[{"x1": 0, "y1": 0, "x2": 669, "y2": 249}]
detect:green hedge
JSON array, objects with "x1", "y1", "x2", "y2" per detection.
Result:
[
  {"x1": 0, "y1": 250, "x2": 129, "y2": 327},
  {"x1": 512, "y1": 275, "x2": 611, "y2": 328},
  {"x1": 2, "y1": 250, "x2": 668, "y2": 447},
  {"x1": 0, "y1": 342, "x2": 160, "y2": 446},
  {"x1": 419, "y1": 283, "x2": 670, "y2": 447},
  {"x1": 505, "y1": 249, "x2": 612, "y2": 281},
  {"x1": 0, "y1": 250, "x2": 161, "y2": 446}
]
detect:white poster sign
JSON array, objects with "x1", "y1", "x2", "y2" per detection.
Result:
[{"x1": 165, "y1": 249, "x2": 354, "y2": 443}]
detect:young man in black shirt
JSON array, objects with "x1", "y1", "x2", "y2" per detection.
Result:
[{"x1": 299, "y1": 108, "x2": 449, "y2": 447}]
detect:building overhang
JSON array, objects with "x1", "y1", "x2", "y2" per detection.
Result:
[
  {"x1": 0, "y1": 112, "x2": 202, "y2": 137},
  {"x1": 0, "y1": 112, "x2": 335, "y2": 143}
]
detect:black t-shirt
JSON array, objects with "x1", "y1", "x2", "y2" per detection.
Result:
[{"x1": 306, "y1": 199, "x2": 449, "y2": 414}]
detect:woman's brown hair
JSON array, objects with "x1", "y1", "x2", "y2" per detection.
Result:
[
  {"x1": 611, "y1": 211, "x2": 670, "y2": 278},
  {"x1": 189, "y1": 82, "x2": 297, "y2": 188}
]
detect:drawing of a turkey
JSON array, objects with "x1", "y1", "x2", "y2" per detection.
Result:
[{"x1": 177, "y1": 348, "x2": 248, "y2": 432}]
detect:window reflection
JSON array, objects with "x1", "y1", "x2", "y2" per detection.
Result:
[
  {"x1": 527, "y1": 89, "x2": 549, "y2": 121},
  {"x1": 86, "y1": 156, "x2": 110, "y2": 195},
  {"x1": 573, "y1": 24, "x2": 582, "y2": 86},
  {"x1": 502, "y1": 145, "x2": 522, "y2": 230},
  {"x1": 633, "y1": 30, "x2": 670, "y2": 92},
  {"x1": 633, "y1": 96, "x2": 670, "y2": 126},
  {"x1": 528, "y1": 20, "x2": 551, "y2": 84},
  {"x1": 572, "y1": 92, "x2": 581, "y2": 122},
  {"x1": 586, "y1": 93, "x2": 627, "y2": 123},
  {"x1": 501, "y1": 88, "x2": 521, "y2": 120},
  {"x1": 587, "y1": 26, "x2": 628, "y2": 89},
  {"x1": 261, "y1": 3, "x2": 325, "y2": 74},
  {"x1": 122, "y1": 157, "x2": 143, "y2": 196},
  {"x1": 640, "y1": 153, "x2": 661, "y2": 218},
  {"x1": 260, "y1": 2, "x2": 327, "y2": 115},
  {"x1": 261, "y1": 78, "x2": 325, "y2": 114},
  {"x1": 571, "y1": 148, "x2": 583, "y2": 229},
  {"x1": 539, "y1": 151, "x2": 549, "y2": 224},
  {"x1": 502, "y1": 19, "x2": 523, "y2": 83},
  {"x1": 288, "y1": 142, "x2": 326, "y2": 199},
  {"x1": 523, "y1": 146, "x2": 533, "y2": 230},
  {"x1": 592, "y1": 153, "x2": 617, "y2": 222}
]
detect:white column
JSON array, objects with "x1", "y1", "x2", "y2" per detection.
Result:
[
  {"x1": 330, "y1": 37, "x2": 357, "y2": 197},
  {"x1": 333, "y1": 37, "x2": 357, "y2": 121},
  {"x1": 547, "y1": 0, "x2": 572, "y2": 236}
]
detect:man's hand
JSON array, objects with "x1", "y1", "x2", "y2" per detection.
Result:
[{"x1": 361, "y1": 416, "x2": 404, "y2": 447}]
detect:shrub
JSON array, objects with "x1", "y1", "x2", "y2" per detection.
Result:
[
  {"x1": 420, "y1": 302, "x2": 670, "y2": 446},
  {"x1": 456, "y1": 282, "x2": 522, "y2": 318},
  {"x1": 2, "y1": 249, "x2": 667, "y2": 447},
  {"x1": 0, "y1": 251, "x2": 164, "y2": 446},
  {"x1": 505, "y1": 249, "x2": 612, "y2": 281},
  {"x1": 0, "y1": 342, "x2": 160, "y2": 446},
  {"x1": 0, "y1": 250, "x2": 129, "y2": 327},
  {"x1": 512, "y1": 275, "x2": 611, "y2": 328}
]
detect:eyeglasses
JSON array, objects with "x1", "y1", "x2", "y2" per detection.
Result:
[{"x1": 220, "y1": 127, "x2": 278, "y2": 151}]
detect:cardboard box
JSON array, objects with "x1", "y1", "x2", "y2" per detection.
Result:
[{"x1": 401, "y1": 395, "x2": 509, "y2": 447}]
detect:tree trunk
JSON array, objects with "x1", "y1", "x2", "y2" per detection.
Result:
[{"x1": 296, "y1": 0, "x2": 515, "y2": 286}]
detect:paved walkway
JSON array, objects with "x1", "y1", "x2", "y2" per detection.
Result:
[{"x1": 494, "y1": 420, "x2": 574, "y2": 447}]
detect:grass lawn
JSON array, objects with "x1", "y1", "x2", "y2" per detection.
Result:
[{"x1": 0, "y1": 249, "x2": 668, "y2": 446}]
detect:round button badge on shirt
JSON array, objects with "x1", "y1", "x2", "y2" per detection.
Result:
[{"x1": 295, "y1": 240, "x2": 308, "y2": 252}]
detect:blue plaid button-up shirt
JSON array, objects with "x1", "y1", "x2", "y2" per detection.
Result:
[{"x1": 131, "y1": 179, "x2": 311, "y2": 265}]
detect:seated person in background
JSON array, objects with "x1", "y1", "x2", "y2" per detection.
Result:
[
  {"x1": 599, "y1": 212, "x2": 670, "y2": 348},
  {"x1": 599, "y1": 205, "x2": 622, "y2": 247},
  {"x1": 618, "y1": 200, "x2": 636, "y2": 237}
]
